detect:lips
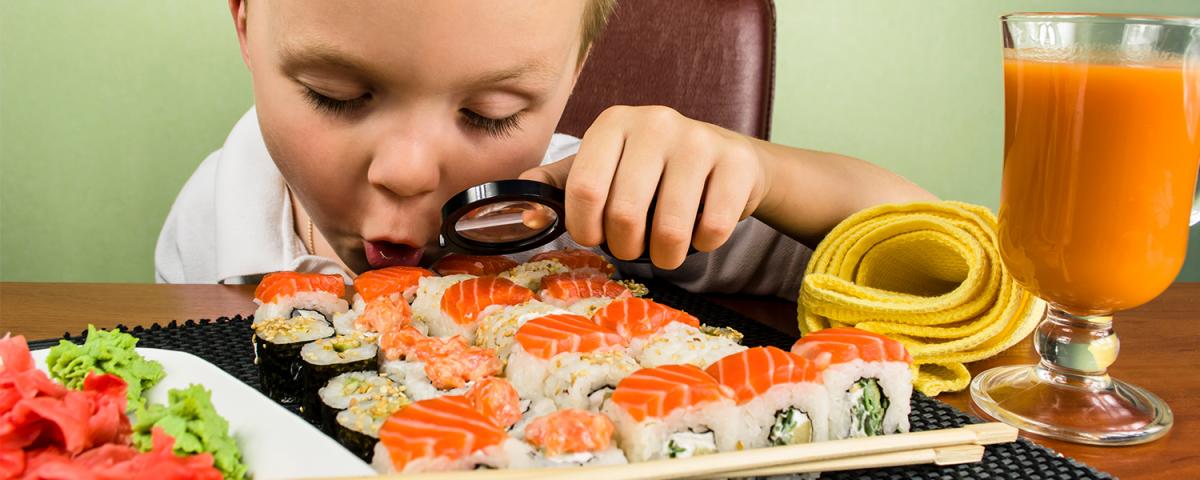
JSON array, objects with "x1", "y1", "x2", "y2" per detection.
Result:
[{"x1": 363, "y1": 240, "x2": 424, "y2": 269}]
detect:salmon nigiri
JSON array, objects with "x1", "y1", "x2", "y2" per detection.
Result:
[
  {"x1": 538, "y1": 272, "x2": 631, "y2": 315},
  {"x1": 513, "y1": 314, "x2": 628, "y2": 360},
  {"x1": 506, "y1": 314, "x2": 636, "y2": 411},
  {"x1": 529, "y1": 248, "x2": 616, "y2": 276},
  {"x1": 432, "y1": 254, "x2": 518, "y2": 276},
  {"x1": 255, "y1": 271, "x2": 345, "y2": 303},
  {"x1": 591, "y1": 297, "x2": 699, "y2": 340},
  {"x1": 604, "y1": 364, "x2": 738, "y2": 462},
  {"x1": 789, "y1": 328, "x2": 913, "y2": 439},
  {"x1": 706, "y1": 347, "x2": 830, "y2": 447},
  {"x1": 422, "y1": 277, "x2": 534, "y2": 342},
  {"x1": 499, "y1": 248, "x2": 616, "y2": 291},
  {"x1": 374, "y1": 395, "x2": 529, "y2": 473},
  {"x1": 353, "y1": 266, "x2": 434, "y2": 306},
  {"x1": 253, "y1": 271, "x2": 348, "y2": 323},
  {"x1": 789, "y1": 327, "x2": 913, "y2": 367}
]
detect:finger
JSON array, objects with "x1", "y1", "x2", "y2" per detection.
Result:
[
  {"x1": 693, "y1": 158, "x2": 755, "y2": 252},
  {"x1": 519, "y1": 154, "x2": 575, "y2": 188},
  {"x1": 564, "y1": 117, "x2": 627, "y2": 246},
  {"x1": 648, "y1": 154, "x2": 711, "y2": 269},
  {"x1": 603, "y1": 137, "x2": 666, "y2": 260}
]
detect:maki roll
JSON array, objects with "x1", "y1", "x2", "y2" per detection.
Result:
[
  {"x1": 373, "y1": 395, "x2": 534, "y2": 473},
  {"x1": 336, "y1": 394, "x2": 411, "y2": 462},
  {"x1": 334, "y1": 266, "x2": 432, "y2": 335},
  {"x1": 379, "y1": 327, "x2": 501, "y2": 401},
  {"x1": 418, "y1": 276, "x2": 534, "y2": 343},
  {"x1": 537, "y1": 272, "x2": 632, "y2": 317},
  {"x1": 706, "y1": 346, "x2": 830, "y2": 449},
  {"x1": 636, "y1": 322, "x2": 748, "y2": 369},
  {"x1": 318, "y1": 371, "x2": 401, "y2": 435},
  {"x1": 432, "y1": 253, "x2": 518, "y2": 276},
  {"x1": 505, "y1": 314, "x2": 637, "y2": 411},
  {"x1": 604, "y1": 364, "x2": 739, "y2": 462},
  {"x1": 252, "y1": 315, "x2": 334, "y2": 403},
  {"x1": 474, "y1": 300, "x2": 571, "y2": 364},
  {"x1": 253, "y1": 271, "x2": 348, "y2": 323},
  {"x1": 300, "y1": 334, "x2": 379, "y2": 422},
  {"x1": 524, "y1": 409, "x2": 628, "y2": 467},
  {"x1": 790, "y1": 328, "x2": 913, "y2": 439}
]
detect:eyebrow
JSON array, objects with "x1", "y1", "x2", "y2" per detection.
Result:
[
  {"x1": 462, "y1": 60, "x2": 558, "y2": 89},
  {"x1": 279, "y1": 42, "x2": 375, "y2": 76},
  {"x1": 279, "y1": 41, "x2": 560, "y2": 95}
]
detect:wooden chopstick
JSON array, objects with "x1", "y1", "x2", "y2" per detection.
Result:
[
  {"x1": 697, "y1": 444, "x2": 985, "y2": 479},
  {"x1": 359, "y1": 423, "x2": 1015, "y2": 480}
]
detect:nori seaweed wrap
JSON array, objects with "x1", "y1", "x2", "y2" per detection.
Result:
[
  {"x1": 299, "y1": 334, "x2": 378, "y2": 421},
  {"x1": 252, "y1": 315, "x2": 334, "y2": 404}
]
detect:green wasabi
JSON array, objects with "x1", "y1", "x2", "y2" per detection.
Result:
[
  {"x1": 45, "y1": 324, "x2": 165, "y2": 409},
  {"x1": 133, "y1": 385, "x2": 248, "y2": 480}
]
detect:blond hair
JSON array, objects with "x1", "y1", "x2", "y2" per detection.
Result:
[{"x1": 579, "y1": 0, "x2": 617, "y2": 62}]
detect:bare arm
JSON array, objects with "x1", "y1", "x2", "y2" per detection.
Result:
[{"x1": 751, "y1": 139, "x2": 938, "y2": 248}]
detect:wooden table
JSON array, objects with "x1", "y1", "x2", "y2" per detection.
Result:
[{"x1": 3, "y1": 282, "x2": 1197, "y2": 478}]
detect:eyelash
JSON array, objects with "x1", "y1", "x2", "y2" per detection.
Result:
[
  {"x1": 301, "y1": 86, "x2": 522, "y2": 138},
  {"x1": 461, "y1": 109, "x2": 522, "y2": 138},
  {"x1": 302, "y1": 87, "x2": 371, "y2": 116}
]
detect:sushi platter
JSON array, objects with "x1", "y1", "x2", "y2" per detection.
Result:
[
  {"x1": 239, "y1": 248, "x2": 1021, "y2": 478},
  {"x1": 8, "y1": 259, "x2": 1115, "y2": 479}
]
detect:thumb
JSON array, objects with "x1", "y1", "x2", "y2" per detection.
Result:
[{"x1": 519, "y1": 155, "x2": 575, "y2": 189}]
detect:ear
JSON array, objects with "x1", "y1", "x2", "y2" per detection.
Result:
[{"x1": 229, "y1": 0, "x2": 251, "y2": 69}]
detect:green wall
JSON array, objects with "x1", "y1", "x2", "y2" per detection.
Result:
[{"x1": 2, "y1": 0, "x2": 1198, "y2": 283}]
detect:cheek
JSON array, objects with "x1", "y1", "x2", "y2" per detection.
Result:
[{"x1": 254, "y1": 78, "x2": 367, "y2": 232}]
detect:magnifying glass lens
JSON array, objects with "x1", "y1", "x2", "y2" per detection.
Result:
[{"x1": 454, "y1": 200, "x2": 558, "y2": 243}]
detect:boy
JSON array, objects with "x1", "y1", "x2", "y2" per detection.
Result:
[{"x1": 156, "y1": 0, "x2": 934, "y2": 300}]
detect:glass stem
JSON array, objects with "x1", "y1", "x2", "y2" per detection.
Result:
[{"x1": 1034, "y1": 308, "x2": 1119, "y2": 390}]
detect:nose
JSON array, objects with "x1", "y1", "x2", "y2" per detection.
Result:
[{"x1": 366, "y1": 128, "x2": 441, "y2": 199}]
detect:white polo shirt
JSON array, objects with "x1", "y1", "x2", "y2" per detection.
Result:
[{"x1": 155, "y1": 108, "x2": 812, "y2": 300}]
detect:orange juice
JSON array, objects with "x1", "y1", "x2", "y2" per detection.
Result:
[{"x1": 999, "y1": 55, "x2": 1200, "y2": 314}]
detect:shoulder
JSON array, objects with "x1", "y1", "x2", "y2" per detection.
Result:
[{"x1": 155, "y1": 149, "x2": 222, "y2": 283}]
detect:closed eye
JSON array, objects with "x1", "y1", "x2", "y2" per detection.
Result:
[
  {"x1": 302, "y1": 87, "x2": 372, "y2": 116},
  {"x1": 460, "y1": 109, "x2": 522, "y2": 138}
]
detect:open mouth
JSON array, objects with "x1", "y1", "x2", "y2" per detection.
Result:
[{"x1": 363, "y1": 240, "x2": 424, "y2": 269}]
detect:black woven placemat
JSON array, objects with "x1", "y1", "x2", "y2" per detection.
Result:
[{"x1": 28, "y1": 280, "x2": 1111, "y2": 479}]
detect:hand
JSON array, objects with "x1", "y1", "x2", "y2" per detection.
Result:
[{"x1": 521, "y1": 105, "x2": 770, "y2": 269}]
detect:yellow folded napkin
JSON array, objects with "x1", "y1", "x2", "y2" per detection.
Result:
[{"x1": 798, "y1": 201, "x2": 1044, "y2": 396}]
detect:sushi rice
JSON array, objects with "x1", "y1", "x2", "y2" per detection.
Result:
[
  {"x1": 254, "y1": 291, "x2": 349, "y2": 325},
  {"x1": 635, "y1": 322, "x2": 748, "y2": 369},
  {"x1": 499, "y1": 259, "x2": 570, "y2": 291},
  {"x1": 318, "y1": 371, "x2": 402, "y2": 434},
  {"x1": 474, "y1": 300, "x2": 571, "y2": 363}
]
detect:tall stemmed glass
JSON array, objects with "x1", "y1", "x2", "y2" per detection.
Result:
[{"x1": 971, "y1": 13, "x2": 1200, "y2": 445}]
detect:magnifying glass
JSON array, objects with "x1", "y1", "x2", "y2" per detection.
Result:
[{"x1": 441, "y1": 179, "x2": 694, "y2": 262}]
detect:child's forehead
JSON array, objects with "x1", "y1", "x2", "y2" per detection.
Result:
[{"x1": 259, "y1": 0, "x2": 588, "y2": 83}]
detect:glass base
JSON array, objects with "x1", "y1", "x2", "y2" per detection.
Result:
[{"x1": 971, "y1": 364, "x2": 1173, "y2": 445}]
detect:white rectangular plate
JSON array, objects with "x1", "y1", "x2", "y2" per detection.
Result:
[{"x1": 32, "y1": 347, "x2": 376, "y2": 479}]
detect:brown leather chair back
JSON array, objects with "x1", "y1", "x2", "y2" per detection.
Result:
[{"x1": 557, "y1": 0, "x2": 776, "y2": 140}]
